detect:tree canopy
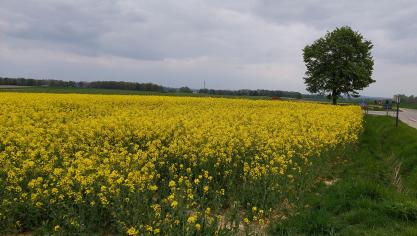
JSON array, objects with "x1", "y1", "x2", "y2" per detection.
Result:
[{"x1": 303, "y1": 26, "x2": 375, "y2": 104}]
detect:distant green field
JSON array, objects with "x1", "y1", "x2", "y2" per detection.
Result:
[
  {"x1": 0, "y1": 86, "x2": 329, "y2": 102},
  {"x1": 401, "y1": 103, "x2": 417, "y2": 109},
  {"x1": 3, "y1": 86, "x2": 391, "y2": 107},
  {"x1": 0, "y1": 86, "x2": 272, "y2": 100}
]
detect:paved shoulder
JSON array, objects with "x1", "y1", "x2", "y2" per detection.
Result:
[
  {"x1": 366, "y1": 110, "x2": 395, "y2": 117},
  {"x1": 400, "y1": 109, "x2": 417, "y2": 129}
]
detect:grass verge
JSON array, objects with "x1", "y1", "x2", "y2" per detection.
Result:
[{"x1": 268, "y1": 116, "x2": 417, "y2": 235}]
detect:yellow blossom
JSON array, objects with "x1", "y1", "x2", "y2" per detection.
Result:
[
  {"x1": 127, "y1": 227, "x2": 138, "y2": 235},
  {"x1": 171, "y1": 200, "x2": 178, "y2": 208},
  {"x1": 168, "y1": 180, "x2": 176, "y2": 188},
  {"x1": 187, "y1": 215, "x2": 197, "y2": 224},
  {"x1": 149, "y1": 185, "x2": 158, "y2": 191}
]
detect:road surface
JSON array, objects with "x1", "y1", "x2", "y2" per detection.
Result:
[{"x1": 366, "y1": 109, "x2": 417, "y2": 129}]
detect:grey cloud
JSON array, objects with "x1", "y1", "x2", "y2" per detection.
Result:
[
  {"x1": 252, "y1": 0, "x2": 407, "y2": 30},
  {"x1": 252, "y1": 0, "x2": 417, "y2": 64},
  {"x1": 1, "y1": 0, "x2": 147, "y2": 57},
  {"x1": 0, "y1": 0, "x2": 416, "y2": 96},
  {"x1": 1, "y1": 0, "x2": 300, "y2": 62}
]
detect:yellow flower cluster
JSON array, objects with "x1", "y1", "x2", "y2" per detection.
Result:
[{"x1": 0, "y1": 92, "x2": 362, "y2": 234}]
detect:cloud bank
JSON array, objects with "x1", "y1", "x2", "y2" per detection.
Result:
[{"x1": 1, "y1": 0, "x2": 417, "y2": 96}]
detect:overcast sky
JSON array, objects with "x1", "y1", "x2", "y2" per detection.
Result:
[{"x1": 1, "y1": 0, "x2": 417, "y2": 97}]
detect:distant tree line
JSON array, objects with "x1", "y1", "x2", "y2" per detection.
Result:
[
  {"x1": 198, "y1": 88, "x2": 304, "y2": 99},
  {"x1": 0, "y1": 76, "x2": 326, "y2": 100},
  {"x1": 0, "y1": 77, "x2": 164, "y2": 91},
  {"x1": 397, "y1": 94, "x2": 417, "y2": 104}
]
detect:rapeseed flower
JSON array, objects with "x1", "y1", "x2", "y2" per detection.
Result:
[{"x1": 0, "y1": 92, "x2": 362, "y2": 235}]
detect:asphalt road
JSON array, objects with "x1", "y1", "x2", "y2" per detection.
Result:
[{"x1": 366, "y1": 109, "x2": 417, "y2": 129}]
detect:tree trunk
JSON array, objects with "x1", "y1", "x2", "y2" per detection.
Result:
[
  {"x1": 332, "y1": 90, "x2": 337, "y2": 105},
  {"x1": 332, "y1": 95, "x2": 337, "y2": 105}
]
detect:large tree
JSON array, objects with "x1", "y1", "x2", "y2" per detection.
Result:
[{"x1": 303, "y1": 26, "x2": 375, "y2": 104}]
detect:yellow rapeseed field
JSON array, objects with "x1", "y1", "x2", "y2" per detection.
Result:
[{"x1": 0, "y1": 93, "x2": 362, "y2": 235}]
